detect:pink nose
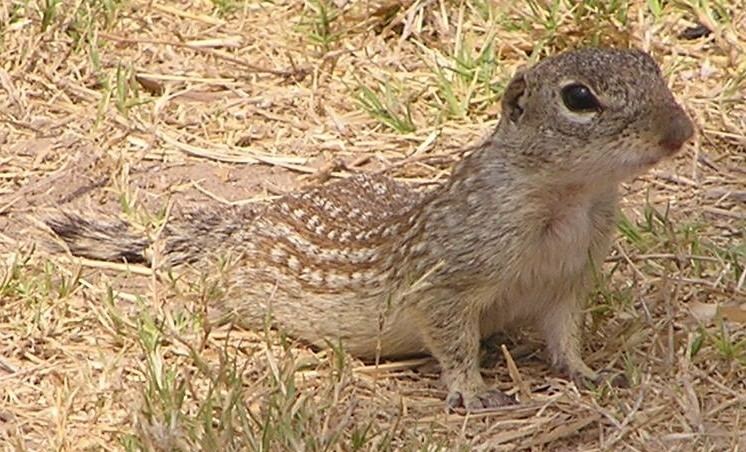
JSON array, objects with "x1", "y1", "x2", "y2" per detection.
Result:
[{"x1": 658, "y1": 106, "x2": 694, "y2": 152}]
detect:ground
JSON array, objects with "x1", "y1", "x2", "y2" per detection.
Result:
[{"x1": 0, "y1": 0, "x2": 744, "y2": 450}]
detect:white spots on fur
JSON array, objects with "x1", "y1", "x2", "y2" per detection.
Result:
[
  {"x1": 307, "y1": 214, "x2": 321, "y2": 231},
  {"x1": 373, "y1": 182, "x2": 388, "y2": 195},
  {"x1": 295, "y1": 265, "x2": 384, "y2": 289},
  {"x1": 239, "y1": 173, "x2": 423, "y2": 294},
  {"x1": 320, "y1": 200, "x2": 343, "y2": 219},
  {"x1": 337, "y1": 247, "x2": 378, "y2": 264},
  {"x1": 270, "y1": 245, "x2": 286, "y2": 262},
  {"x1": 293, "y1": 208, "x2": 306, "y2": 220},
  {"x1": 367, "y1": 228, "x2": 381, "y2": 239},
  {"x1": 301, "y1": 268, "x2": 324, "y2": 285},
  {"x1": 381, "y1": 224, "x2": 401, "y2": 237},
  {"x1": 345, "y1": 207, "x2": 375, "y2": 224},
  {"x1": 324, "y1": 272, "x2": 350, "y2": 286},
  {"x1": 287, "y1": 255, "x2": 301, "y2": 271}
]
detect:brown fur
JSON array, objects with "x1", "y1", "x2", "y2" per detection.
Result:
[{"x1": 44, "y1": 48, "x2": 694, "y2": 411}]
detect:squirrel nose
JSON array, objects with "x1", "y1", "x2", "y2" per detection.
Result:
[{"x1": 658, "y1": 105, "x2": 694, "y2": 152}]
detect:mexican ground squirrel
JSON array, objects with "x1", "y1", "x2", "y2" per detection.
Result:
[{"x1": 46, "y1": 48, "x2": 694, "y2": 411}]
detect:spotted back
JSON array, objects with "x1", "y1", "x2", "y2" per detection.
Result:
[{"x1": 239, "y1": 174, "x2": 428, "y2": 294}]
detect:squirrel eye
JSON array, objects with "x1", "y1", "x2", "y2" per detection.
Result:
[{"x1": 561, "y1": 83, "x2": 601, "y2": 112}]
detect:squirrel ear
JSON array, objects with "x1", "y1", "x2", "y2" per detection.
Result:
[{"x1": 502, "y1": 70, "x2": 528, "y2": 122}]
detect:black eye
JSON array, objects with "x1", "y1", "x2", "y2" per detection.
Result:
[{"x1": 561, "y1": 83, "x2": 601, "y2": 112}]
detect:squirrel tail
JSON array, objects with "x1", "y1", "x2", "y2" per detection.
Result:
[
  {"x1": 44, "y1": 205, "x2": 259, "y2": 266},
  {"x1": 44, "y1": 211, "x2": 151, "y2": 264}
]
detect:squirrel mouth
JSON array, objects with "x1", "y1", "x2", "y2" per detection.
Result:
[
  {"x1": 636, "y1": 134, "x2": 690, "y2": 169},
  {"x1": 655, "y1": 106, "x2": 694, "y2": 155},
  {"x1": 658, "y1": 138, "x2": 688, "y2": 158},
  {"x1": 636, "y1": 155, "x2": 663, "y2": 168},
  {"x1": 630, "y1": 151, "x2": 667, "y2": 170}
]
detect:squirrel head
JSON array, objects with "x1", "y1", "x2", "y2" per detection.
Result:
[{"x1": 495, "y1": 48, "x2": 694, "y2": 184}]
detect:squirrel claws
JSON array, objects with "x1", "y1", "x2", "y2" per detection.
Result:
[
  {"x1": 446, "y1": 388, "x2": 517, "y2": 413},
  {"x1": 570, "y1": 368, "x2": 629, "y2": 390}
]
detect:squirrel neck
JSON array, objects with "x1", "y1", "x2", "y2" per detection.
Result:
[{"x1": 407, "y1": 131, "x2": 620, "y2": 254}]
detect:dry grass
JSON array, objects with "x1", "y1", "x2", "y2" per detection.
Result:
[{"x1": 1, "y1": 0, "x2": 744, "y2": 450}]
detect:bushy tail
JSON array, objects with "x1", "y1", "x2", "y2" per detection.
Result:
[
  {"x1": 44, "y1": 205, "x2": 259, "y2": 266},
  {"x1": 45, "y1": 211, "x2": 151, "y2": 264}
]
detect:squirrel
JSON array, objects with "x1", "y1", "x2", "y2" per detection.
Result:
[{"x1": 45, "y1": 48, "x2": 694, "y2": 412}]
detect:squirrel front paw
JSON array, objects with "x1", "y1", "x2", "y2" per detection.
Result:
[
  {"x1": 446, "y1": 387, "x2": 517, "y2": 412},
  {"x1": 569, "y1": 368, "x2": 629, "y2": 389}
]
